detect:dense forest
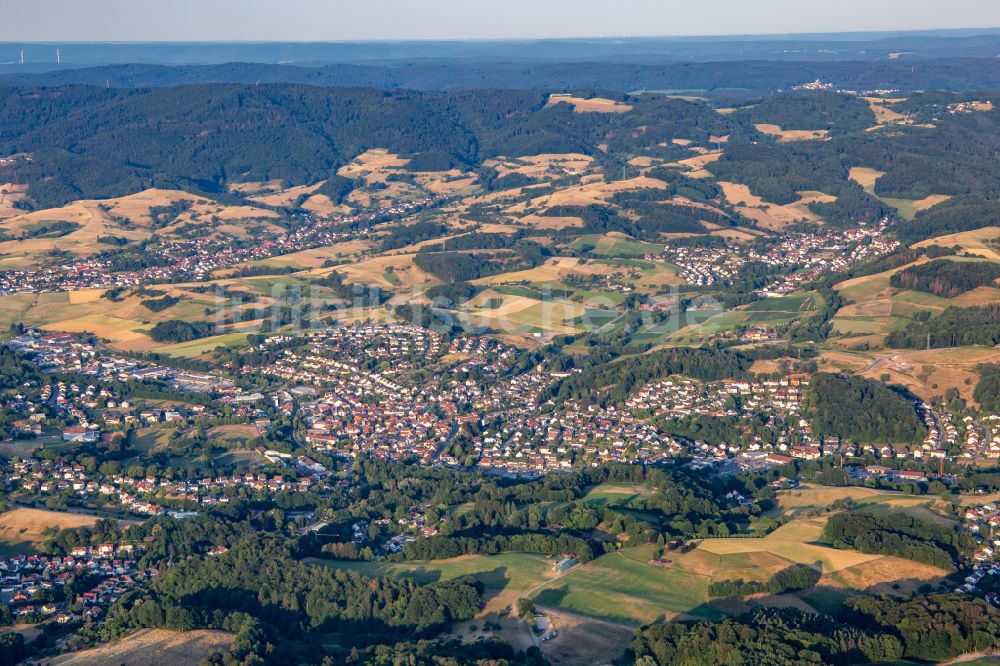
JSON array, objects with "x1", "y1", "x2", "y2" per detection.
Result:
[
  {"x1": 631, "y1": 594, "x2": 1000, "y2": 665},
  {"x1": 148, "y1": 320, "x2": 214, "y2": 343},
  {"x1": 805, "y1": 373, "x2": 925, "y2": 444},
  {"x1": 976, "y1": 363, "x2": 1000, "y2": 413},
  {"x1": 886, "y1": 304, "x2": 1000, "y2": 349},
  {"x1": 0, "y1": 85, "x2": 741, "y2": 208},
  {"x1": 98, "y1": 537, "x2": 482, "y2": 664},
  {"x1": 890, "y1": 259, "x2": 1000, "y2": 298},
  {"x1": 823, "y1": 510, "x2": 971, "y2": 570},
  {"x1": 3, "y1": 80, "x2": 1000, "y2": 247}
]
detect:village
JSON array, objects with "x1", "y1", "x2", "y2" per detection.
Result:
[{"x1": 651, "y1": 221, "x2": 898, "y2": 294}]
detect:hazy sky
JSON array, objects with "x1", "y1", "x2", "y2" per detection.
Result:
[{"x1": 3, "y1": 0, "x2": 1000, "y2": 41}]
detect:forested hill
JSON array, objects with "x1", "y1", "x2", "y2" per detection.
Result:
[
  {"x1": 4, "y1": 82, "x2": 1000, "y2": 247},
  {"x1": 4, "y1": 58, "x2": 1000, "y2": 93},
  {"x1": 0, "y1": 84, "x2": 744, "y2": 207}
]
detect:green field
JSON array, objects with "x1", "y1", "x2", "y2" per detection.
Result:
[
  {"x1": 530, "y1": 544, "x2": 718, "y2": 625},
  {"x1": 155, "y1": 332, "x2": 250, "y2": 357},
  {"x1": 571, "y1": 234, "x2": 665, "y2": 258},
  {"x1": 744, "y1": 292, "x2": 819, "y2": 312}
]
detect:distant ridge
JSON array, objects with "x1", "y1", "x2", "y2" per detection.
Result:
[
  {"x1": 3, "y1": 28, "x2": 1000, "y2": 68},
  {"x1": 3, "y1": 58, "x2": 1000, "y2": 95}
]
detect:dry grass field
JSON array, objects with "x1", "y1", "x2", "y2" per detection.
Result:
[
  {"x1": 0, "y1": 508, "x2": 100, "y2": 554},
  {"x1": 859, "y1": 347, "x2": 1000, "y2": 405},
  {"x1": 51, "y1": 629, "x2": 234, "y2": 666},
  {"x1": 0, "y1": 187, "x2": 286, "y2": 269},
  {"x1": 849, "y1": 166, "x2": 885, "y2": 193},
  {"x1": 249, "y1": 239, "x2": 373, "y2": 269},
  {"x1": 338, "y1": 148, "x2": 411, "y2": 179},
  {"x1": 863, "y1": 97, "x2": 910, "y2": 127},
  {"x1": 313, "y1": 253, "x2": 435, "y2": 291},
  {"x1": 719, "y1": 182, "x2": 831, "y2": 230},
  {"x1": 0, "y1": 183, "x2": 28, "y2": 219},
  {"x1": 848, "y1": 167, "x2": 949, "y2": 220},
  {"x1": 247, "y1": 181, "x2": 323, "y2": 208},
  {"x1": 547, "y1": 94, "x2": 633, "y2": 113},
  {"x1": 485, "y1": 153, "x2": 593, "y2": 181},
  {"x1": 698, "y1": 515, "x2": 880, "y2": 573},
  {"x1": 666, "y1": 151, "x2": 722, "y2": 178},
  {"x1": 915, "y1": 227, "x2": 1000, "y2": 261},
  {"x1": 513, "y1": 175, "x2": 666, "y2": 211},
  {"x1": 754, "y1": 124, "x2": 830, "y2": 142}
]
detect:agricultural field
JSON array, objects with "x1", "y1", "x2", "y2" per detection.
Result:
[
  {"x1": 754, "y1": 124, "x2": 830, "y2": 142},
  {"x1": 718, "y1": 182, "x2": 831, "y2": 230},
  {"x1": 914, "y1": 226, "x2": 1000, "y2": 261},
  {"x1": 546, "y1": 94, "x2": 633, "y2": 113},
  {"x1": 154, "y1": 332, "x2": 251, "y2": 358},
  {"x1": 765, "y1": 483, "x2": 956, "y2": 524},
  {"x1": 312, "y1": 485, "x2": 946, "y2": 630},
  {"x1": 530, "y1": 544, "x2": 717, "y2": 625}
]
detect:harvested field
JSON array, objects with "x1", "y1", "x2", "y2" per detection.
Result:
[
  {"x1": 719, "y1": 182, "x2": 831, "y2": 230},
  {"x1": 698, "y1": 515, "x2": 880, "y2": 573},
  {"x1": 667, "y1": 152, "x2": 722, "y2": 178},
  {"x1": 0, "y1": 508, "x2": 100, "y2": 554},
  {"x1": 520, "y1": 176, "x2": 666, "y2": 210},
  {"x1": 754, "y1": 124, "x2": 830, "y2": 142},
  {"x1": 547, "y1": 94, "x2": 632, "y2": 113},
  {"x1": 914, "y1": 227, "x2": 1000, "y2": 261},
  {"x1": 50, "y1": 628, "x2": 234, "y2": 666},
  {"x1": 849, "y1": 167, "x2": 885, "y2": 193}
]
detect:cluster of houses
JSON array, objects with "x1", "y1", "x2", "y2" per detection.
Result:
[
  {"x1": 961, "y1": 502, "x2": 1000, "y2": 564},
  {"x1": 628, "y1": 376, "x2": 815, "y2": 451},
  {"x1": 253, "y1": 324, "x2": 695, "y2": 473},
  {"x1": 476, "y1": 403, "x2": 684, "y2": 474},
  {"x1": 0, "y1": 550, "x2": 153, "y2": 625},
  {"x1": 650, "y1": 222, "x2": 897, "y2": 293},
  {"x1": 4, "y1": 455, "x2": 334, "y2": 517}
]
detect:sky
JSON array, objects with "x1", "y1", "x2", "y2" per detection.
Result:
[{"x1": 2, "y1": 0, "x2": 1000, "y2": 41}]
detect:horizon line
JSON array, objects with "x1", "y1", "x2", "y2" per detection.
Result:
[{"x1": 4, "y1": 26, "x2": 1000, "y2": 46}]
